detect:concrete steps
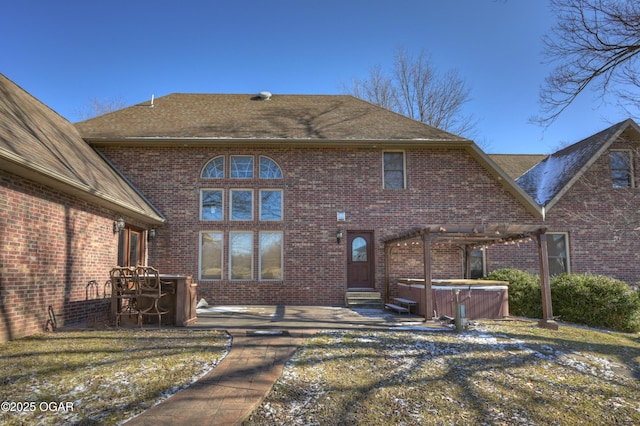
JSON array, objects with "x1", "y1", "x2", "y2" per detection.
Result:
[{"x1": 345, "y1": 291, "x2": 382, "y2": 308}]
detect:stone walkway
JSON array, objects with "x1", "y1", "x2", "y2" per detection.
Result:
[{"x1": 125, "y1": 306, "x2": 444, "y2": 425}]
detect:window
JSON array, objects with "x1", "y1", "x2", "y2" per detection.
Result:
[
  {"x1": 198, "y1": 155, "x2": 284, "y2": 281},
  {"x1": 468, "y1": 247, "x2": 485, "y2": 279},
  {"x1": 351, "y1": 237, "x2": 367, "y2": 261},
  {"x1": 547, "y1": 232, "x2": 570, "y2": 276},
  {"x1": 202, "y1": 156, "x2": 224, "y2": 178},
  {"x1": 201, "y1": 190, "x2": 223, "y2": 220},
  {"x1": 200, "y1": 232, "x2": 223, "y2": 280},
  {"x1": 260, "y1": 231, "x2": 283, "y2": 280},
  {"x1": 231, "y1": 155, "x2": 254, "y2": 178},
  {"x1": 610, "y1": 150, "x2": 633, "y2": 188},
  {"x1": 230, "y1": 232, "x2": 253, "y2": 279},
  {"x1": 260, "y1": 156, "x2": 283, "y2": 179},
  {"x1": 230, "y1": 190, "x2": 253, "y2": 220},
  {"x1": 383, "y1": 152, "x2": 405, "y2": 189},
  {"x1": 260, "y1": 189, "x2": 282, "y2": 221}
]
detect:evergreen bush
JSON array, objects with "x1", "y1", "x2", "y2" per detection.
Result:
[
  {"x1": 485, "y1": 269, "x2": 542, "y2": 318},
  {"x1": 551, "y1": 274, "x2": 640, "y2": 332}
]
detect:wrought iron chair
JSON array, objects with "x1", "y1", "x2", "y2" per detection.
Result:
[
  {"x1": 110, "y1": 267, "x2": 140, "y2": 327},
  {"x1": 136, "y1": 266, "x2": 170, "y2": 327}
]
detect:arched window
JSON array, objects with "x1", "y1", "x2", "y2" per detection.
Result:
[
  {"x1": 259, "y1": 156, "x2": 283, "y2": 179},
  {"x1": 202, "y1": 156, "x2": 225, "y2": 178}
]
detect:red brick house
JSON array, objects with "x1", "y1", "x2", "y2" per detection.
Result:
[
  {"x1": 0, "y1": 74, "x2": 163, "y2": 342},
  {"x1": 2, "y1": 71, "x2": 639, "y2": 341},
  {"x1": 491, "y1": 119, "x2": 640, "y2": 286},
  {"x1": 74, "y1": 92, "x2": 547, "y2": 312}
]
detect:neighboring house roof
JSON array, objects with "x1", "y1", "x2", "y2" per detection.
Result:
[
  {"x1": 488, "y1": 154, "x2": 548, "y2": 180},
  {"x1": 76, "y1": 93, "x2": 470, "y2": 144},
  {"x1": 0, "y1": 74, "x2": 164, "y2": 225},
  {"x1": 516, "y1": 118, "x2": 640, "y2": 211}
]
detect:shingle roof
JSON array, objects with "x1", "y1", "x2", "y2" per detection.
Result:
[
  {"x1": 516, "y1": 119, "x2": 638, "y2": 208},
  {"x1": 488, "y1": 154, "x2": 548, "y2": 180},
  {"x1": 0, "y1": 73, "x2": 164, "y2": 224},
  {"x1": 76, "y1": 93, "x2": 469, "y2": 143}
]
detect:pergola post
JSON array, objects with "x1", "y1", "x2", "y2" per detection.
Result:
[
  {"x1": 421, "y1": 233, "x2": 433, "y2": 321},
  {"x1": 536, "y1": 231, "x2": 558, "y2": 330},
  {"x1": 384, "y1": 244, "x2": 392, "y2": 304}
]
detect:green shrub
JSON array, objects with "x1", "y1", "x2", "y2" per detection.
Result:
[
  {"x1": 551, "y1": 274, "x2": 640, "y2": 332},
  {"x1": 485, "y1": 269, "x2": 542, "y2": 318}
]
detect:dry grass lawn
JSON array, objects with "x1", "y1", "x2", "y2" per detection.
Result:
[
  {"x1": 2, "y1": 316, "x2": 639, "y2": 425},
  {"x1": 0, "y1": 328, "x2": 229, "y2": 425},
  {"x1": 248, "y1": 319, "x2": 640, "y2": 425}
]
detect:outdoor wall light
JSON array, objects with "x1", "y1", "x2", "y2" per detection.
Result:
[
  {"x1": 148, "y1": 228, "x2": 156, "y2": 240},
  {"x1": 113, "y1": 217, "x2": 125, "y2": 234},
  {"x1": 336, "y1": 229, "x2": 343, "y2": 244}
]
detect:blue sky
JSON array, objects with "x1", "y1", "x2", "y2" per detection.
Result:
[{"x1": 1, "y1": 1, "x2": 630, "y2": 154}]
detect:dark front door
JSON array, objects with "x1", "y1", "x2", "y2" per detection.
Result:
[{"x1": 347, "y1": 231, "x2": 374, "y2": 289}]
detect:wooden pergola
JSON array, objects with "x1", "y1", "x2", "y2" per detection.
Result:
[{"x1": 383, "y1": 224, "x2": 558, "y2": 330}]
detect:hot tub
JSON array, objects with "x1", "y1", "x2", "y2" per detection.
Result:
[{"x1": 397, "y1": 278, "x2": 509, "y2": 319}]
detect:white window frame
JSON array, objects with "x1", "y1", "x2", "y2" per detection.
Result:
[
  {"x1": 201, "y1": 156, "x2": 225, "y2": 178},
  {"x1": 259, "y1": 189, "x2": 283, "y2": 221},
  {"x1": 199, "y1": 231, "x2": 223, "y2": 280},
  {"x1": 382, "y1": 151, "x2": 406, "y2": 189},
  {"x1": 259, "y1": 231, "x2": 283, "y2": 281},
  {"x1": 259, "y1": 156, "x2": 283, "y2": 179},
  {"x1": 200, "y1": 189, "x2": 224, "y2": 221},
  {"x1": 229, "y1": 231, "x2": 254, "y2": 280},
  {"x1": 230, "y1": 189, "x2": 254, "y2": 221},
  {"x1": 230, "y1": 155, "x2": 254, "y2": 179}
]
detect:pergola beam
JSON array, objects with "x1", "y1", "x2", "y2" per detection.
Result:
[{"x1": 383, "y1": 223, "x2": 555, "y2": 329}]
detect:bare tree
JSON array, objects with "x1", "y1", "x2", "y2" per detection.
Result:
[
  {"x1": 73, "y1": 97, "x2": 128, "y2": 121},
  {"x1": 346, "y1": 64, "x2": 398, "y2": 112},
  {"x1": 537, "y1": 0, "x2": 640, "y2": 125},
  {"x1": 344, "y1": 47, "x2": 477, "y2": 137}
]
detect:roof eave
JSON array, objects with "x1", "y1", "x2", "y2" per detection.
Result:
[
  {"x1": 0, "y1": 150, "x2": 165, "y2": 225},
  {"x1": 84, "y1": 136, "x2": 471, "y2": 148},
  {"x1": 543, "y1": 119, "x2": 637, "y2": 213},
  {"x1": 467, "y1": 145, "x2": 544, "y2": 218}
]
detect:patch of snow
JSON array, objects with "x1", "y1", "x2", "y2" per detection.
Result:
[
  {"x1": 196, "y1": 306, "x2": 249, "y2": 313},
  {"x1": 533, "y1": 154, "x2": 566, "y2": 205},
  {"x1": 393, "y1": 325, "x2": 450, "y2": 331}
]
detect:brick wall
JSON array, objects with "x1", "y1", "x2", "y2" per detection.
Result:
[
  {"x1": 488, "y1": 136, "x2": 640, "y2": 285},
  {"x1": 98, "y1": 144, "x2": 537, "y2": 306},
  {"x1": 0, "y1": 170, "x2": 119, "y2": 342}
]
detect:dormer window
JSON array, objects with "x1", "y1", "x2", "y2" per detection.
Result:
[{"x1": 610, "y1": 150, "x2": 633, "y2": 188}]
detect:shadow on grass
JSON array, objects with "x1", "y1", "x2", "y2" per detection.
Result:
[{"x1": 248, "y1": 321, "x2": 640, "y2": 425}]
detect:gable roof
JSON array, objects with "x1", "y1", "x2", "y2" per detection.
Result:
[
  {"x1": 76, "y1": 92, "x2": 543, "y2": 218},
  {"x1": 0, "y1": 74, "x2": 164, "y2": 225},
  {"x1": 489, "y1": 154, "x2": 548, "y2": 180},
  {"x1": 516, "y1": 119, "x2": 640, "y2": 211},
  {"x1": 76, "y1": 93, "x2": 469, "y2": 145}
]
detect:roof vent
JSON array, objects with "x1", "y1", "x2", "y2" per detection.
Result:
[{"x1": 258, "y1": 91, "x2": 272, "y2": 100}]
